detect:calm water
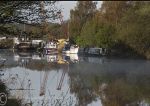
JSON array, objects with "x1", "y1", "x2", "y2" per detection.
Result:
[{"x1": 1, "y1": 49, "x2": 150, "y2": 106}]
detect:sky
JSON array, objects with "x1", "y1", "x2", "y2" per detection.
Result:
[{"x1": 54, "y1": 1, "x2": 103, "y2": 22}]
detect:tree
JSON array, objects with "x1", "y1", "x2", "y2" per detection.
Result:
[
  {"x1": 100, "y1": 1, "x2": 131, "y2": 25},
  {"x1": 77, "y1": 12, "x2": 115, "y2": 49},
  {"x1": 0, "y1": 1, "x2": 61, "y2": 38},
  {"x1": 117, "y1": 2, "x2": 150, "y2": 58},
  {"x1": 47, "y1": 23, "x2": 63, "y2": 39},
  {"x1": 0, "y1": 1, "x2": 60, "y2": 25},
  {"x1": 69, "y1": 1, "x2": 97, "y2": 41}
]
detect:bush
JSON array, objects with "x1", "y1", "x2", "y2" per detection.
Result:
[{"x1": 0, "y1": 39, "x2": 14, "y2": 49}]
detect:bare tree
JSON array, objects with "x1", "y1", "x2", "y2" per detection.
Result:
[{"x1": 0, "y1": 1, "x2": 61, "y2": 25}]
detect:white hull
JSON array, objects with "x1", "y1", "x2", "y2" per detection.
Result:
[{"x1": 63, "y1": 47, "x2": 79, "y2": 54}]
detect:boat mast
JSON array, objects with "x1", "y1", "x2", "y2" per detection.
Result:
[{"x1": 67, "y1": 20, "x2": 69, "y2": 41}]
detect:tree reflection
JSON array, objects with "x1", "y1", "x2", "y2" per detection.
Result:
[
  {"x1": 69, "y1": 74, "x2": 97, "y2": 105},
  {"x1": 99, "y1": 76, "x2": 150, "y2": 106},
  {"x1": 68, "y1": 62, "x2": 150, "y2": 106}
]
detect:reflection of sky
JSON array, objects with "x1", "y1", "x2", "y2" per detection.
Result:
[
  {"x1": 54, "y1": 1, "x2": 103, "y2": 23},
  {"x1": 3, "y1": 67, "x2": 77, "y2": 106},
  {"x1": 13, "y1": 53, "x2": 79, "y2": 63},
  {"x1": 2, "y1": 65, "x2": 103, "y2": 106}
]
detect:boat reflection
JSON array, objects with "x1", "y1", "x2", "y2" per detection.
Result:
[
  {"x1": 13, "y1": 51, "x2": 79, "y2": 66},
  {"x1": 64, "y1": 54, "x2": 79, "y2": 63}
]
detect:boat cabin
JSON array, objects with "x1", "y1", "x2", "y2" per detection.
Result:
[
  {"x1": 44, "y1": 41, "x2": 58, "y2": 49},
  {"x1": 88, "y1": 48, "x2": 107, "y2": 56}
]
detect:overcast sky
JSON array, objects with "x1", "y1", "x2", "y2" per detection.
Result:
[{"x1": 54, "y1": 1, "x2": 103, "y2": 22}]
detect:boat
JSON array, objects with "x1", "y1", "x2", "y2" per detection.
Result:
[
  {"x1": 62, "y1": 40, "x2": 79, "y2": 54},
  {"x1": 15, "y1": 25, "x2": 35, "y2": 51},
  {"x1": 87, "y1": 48, "x2": 107, "y2": 56},
  {"x1": 44, "y1": 40, "x2": 58, "y2": 54},
  {"x1": 16, "y1": 42, "x2": 35, "y2": 51},
  {"x1": 62, "y1": 43, "x2": 79, "y2": 54},
  {"x1": 62, "y1": 45, "x2": 79, "y2": 54},
  {"x1": 56, "y1": 11, "x2": 79, "y2": 54}
]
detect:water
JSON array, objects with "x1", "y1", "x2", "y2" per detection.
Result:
[{"x1": 0, "y1": 49, "x2": 150, "y2": 106}]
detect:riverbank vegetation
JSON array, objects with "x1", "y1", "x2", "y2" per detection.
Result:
[
  {"x1": 69, "y1": 1, "x2": 150, "y2": 59},
  {"x1": 0, "y1": 39, "x2": 13, "y2": 49}
]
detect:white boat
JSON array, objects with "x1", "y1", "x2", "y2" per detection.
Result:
[
  {"x1": 44, "y1": 41, "x2": 58, "y2": 54},
  {"x1": 62, "y1": 45, "x2": 79, "y2": 54},
  {"x1": 44, "y1": 41, "x2": 57, "y2": 49}
]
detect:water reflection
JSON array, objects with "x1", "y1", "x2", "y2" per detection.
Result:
[
  {"x1": 0, "y1": 50, "x2": 150, "y2": 106},
  {"x1": 13, "y1": 51, "x2": 79, "y2": 64}
]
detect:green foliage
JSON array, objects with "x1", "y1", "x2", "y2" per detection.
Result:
[
  {"x1": 76, "y1": 19, "x2": 97, "y2": 47},
  {"x1": 95, "y1": 24, "x2": 115, "y2": 49},
  {"x1": 69, "y1": 1, "x2": 97, "y2": 40},
  {"x1": 70, "y1": 1, "x2": 150, "y2": 58},
  {"x1": 70, "y1": 1, "x2": 130, "y2": 49},
  {"x1": 101, "y1": 1, "x2": 130, "y2": 25},
  {"x1": 0, "y1": 24, "x2": 19, "y2": 36},
  {"x1": 0, "y1": 39, "x2": 13, "y2": 49},
  {"x1": 76, "y1": 14, "x2": 115, "y2": 49},
  {"x1": 117, "y1": 2, "x2": 150, "y2": 58}
]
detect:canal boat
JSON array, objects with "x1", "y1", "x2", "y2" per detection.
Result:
[
  {"x1": 16, "y1": 42, "x2": 36, "y2": 51},
  {"x1": 15, "y1": 30, "x2": 36, "y2": 51},
  {"x1": 87, "y1": 48, "x2": 107, "y2": 56}
]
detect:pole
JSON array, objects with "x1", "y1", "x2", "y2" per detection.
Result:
[{"x1": 67, "y1": 20, "x2": 69, "y2": 40}]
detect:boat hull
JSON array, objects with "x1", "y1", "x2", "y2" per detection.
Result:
[
  {"x1": 62, "y1": 47, "x2": 79, "y2": 54},
  {"x1": 15, "y1": 42, "x2": 36, "y2": 51}
]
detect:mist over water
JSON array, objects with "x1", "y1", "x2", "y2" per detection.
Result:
[{"x1": 0, "y1": 49, "x2": 150, "y2": 106}]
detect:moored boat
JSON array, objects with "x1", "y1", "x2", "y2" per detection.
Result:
[
  {"x1": 44, "y1": 40, "x2": 58, "y2": 54},
  {"x1": 16, "y1": 42, "x2": 35, "y2": 51},
  {"x1": 62, "y1": 44, "x2": 79, "y2": 54},
  {"x1": 88, "y1": 48, "x2": 107, "y2": 56}
]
